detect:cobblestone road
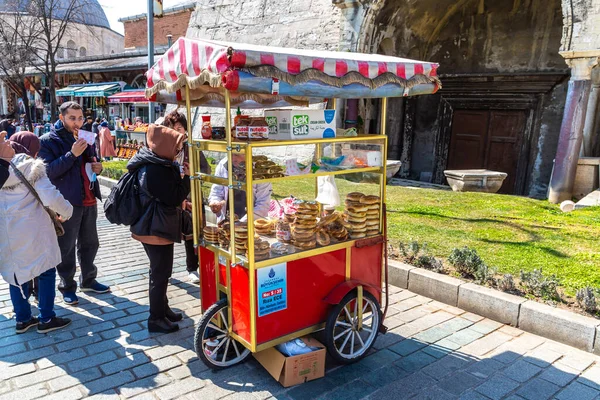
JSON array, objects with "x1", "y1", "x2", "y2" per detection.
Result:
[{"x1": 1, "y1": 186, "x2": 600, "y2": 399}]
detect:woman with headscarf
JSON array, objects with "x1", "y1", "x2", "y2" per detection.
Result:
[
  {"x1": 0, "y1": 131, "x2": 73, "y2": 334},
  {"x1": 161, "y1": 110, "x2": 210, "y2": 284},
  {"x1": 127, "y1": 124, "x2": 190, "y2": 333},
  {"x1": 99, "y1": 121, "x2": 117, "y2": 161},
  {"x1": 8, "y1": 131, "x2": 41, "y2": 157}
]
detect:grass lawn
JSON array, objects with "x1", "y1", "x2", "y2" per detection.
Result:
[
  {"x1": 271, "y1": 175, "x2": 600, "y2": 295},
  {"x1": 102, "y1": 160, "x2": 600, "y2": 294}
]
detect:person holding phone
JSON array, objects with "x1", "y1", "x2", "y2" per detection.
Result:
[{"x1": 38, "y1": 102, "x2": 109, "y2": 306}]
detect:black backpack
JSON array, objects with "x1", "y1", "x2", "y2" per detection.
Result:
[{"x1": 103, "y1": 169, "x2": 145, "y2": 226}]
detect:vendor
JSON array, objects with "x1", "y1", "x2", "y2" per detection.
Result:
[{"x1": 208, "y1": 153, "x2": 271, "y2": 222}]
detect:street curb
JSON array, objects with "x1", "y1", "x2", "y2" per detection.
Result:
[
  {"x1": 98, "y1": 175, "x2": 117, "y2": 189},
  {"x1": 388, "y1": 259, "x2": 600, "y2": 353}
]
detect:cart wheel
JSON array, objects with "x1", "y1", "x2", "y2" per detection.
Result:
[
  {"x1": 194, "y1": 299, "x2": 251, "y2": 370},
  {"x1": 324, "y1": 290, "x2": 381, "y2": 364}
]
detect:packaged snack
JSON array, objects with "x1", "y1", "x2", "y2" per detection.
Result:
[{"x1": 201, "y1": 116, "x2": 212, "y2": 139}]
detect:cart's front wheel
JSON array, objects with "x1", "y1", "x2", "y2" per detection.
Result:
[
  {"x1": 324, "y1": 290, "x2": 381, "y2": 364},
  {"x1": 194, "y1": 299, "x2": 251, "y2": 369}
]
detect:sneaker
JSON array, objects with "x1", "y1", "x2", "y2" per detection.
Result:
[
  {"x1": 188, "y1": 271, "x2": 200, "y2": 284},
  {"x1": 80, "y1": 282, "x2": 111, "y2": 294},
  {"x1": 16, "y1": 317, "x2": 39, "y2": 334},
  {"x1": 38, "y1": 317, "x2": 71, "y2": 334},
  {"x1": 63, "y1": 292, "x2": 79, "y2": 305}
]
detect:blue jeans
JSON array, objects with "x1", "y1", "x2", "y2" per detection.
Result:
[{"x1": 10, "y1": 268, "x2": 57, "y2": 323}]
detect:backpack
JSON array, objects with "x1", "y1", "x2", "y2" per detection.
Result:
[{"x1": 103, "y1": 169, "x2": 145, "y2": 226}]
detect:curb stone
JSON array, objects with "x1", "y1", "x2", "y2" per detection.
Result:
[
  {"x1": 98, "y1": 175, "x2": 117, "y2": 189},
  {"x1": 387, "y1": 260, "x2": 600, "y2": 354},
  {"x1": 458, "y1": 283, "x2": 526, "y2": 326}
]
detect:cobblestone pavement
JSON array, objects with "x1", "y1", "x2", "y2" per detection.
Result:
[{"x1": 1, "y1": 186, "x2": 600, "y2": 399}]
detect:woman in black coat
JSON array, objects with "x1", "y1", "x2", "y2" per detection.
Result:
[{"x1": 126, "y1": 124, "x2": 191, "y2": 333}]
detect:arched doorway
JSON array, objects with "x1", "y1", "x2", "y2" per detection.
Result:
[{"x1": 357, "y1": 0, "x2": 568, "y2": 196}]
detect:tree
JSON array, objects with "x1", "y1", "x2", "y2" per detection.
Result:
[
  {"x1": 26, "y1": 0, "x2": 92, "y2": 119},
  {"x1": 0, "y1": 0, "x2": 43, "y2": 131},
  {"x1": 0, "y1": 0, "x2": 93, "y2": 121}
]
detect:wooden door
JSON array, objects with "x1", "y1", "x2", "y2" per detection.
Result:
[{"x1": 447, "y1": 110, "x2": 526, "y2": 194}]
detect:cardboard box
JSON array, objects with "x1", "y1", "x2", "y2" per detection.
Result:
[
  {"x1": 253, "y1": 336, "x2": 326, "y2": 387},
  {"x1": 264, "y1": 109, "x2": 336, "y2": 140}
]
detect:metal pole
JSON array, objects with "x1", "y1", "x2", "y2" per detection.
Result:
[{"x1": 147, "y1": 0, "x2": 156, "y2": 123}]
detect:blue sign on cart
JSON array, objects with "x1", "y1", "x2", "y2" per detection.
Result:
[{"x1": 257, "y1": 263, "x2": 287, "y2": 317}]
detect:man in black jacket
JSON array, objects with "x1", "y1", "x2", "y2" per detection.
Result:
[
  {"x1": 39, "y1": 102, "x2": 110, "y2": 306},
  {"x1": 0, "y1": 131, "x2": 15, "y2": 188}
]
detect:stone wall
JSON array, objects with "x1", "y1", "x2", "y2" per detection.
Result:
[{"x1": 561, "y1": 0, "x2": 600, "y2": 52}]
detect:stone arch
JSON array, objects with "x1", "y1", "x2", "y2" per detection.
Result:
[
  {"x1": 358, "y1": 0, "x2": 564, "y2": 74},
  {"x1": 353, "y1": 0, "x2": 569, "y2": 196},
  {"x1": 79, "y1": 47, "x2": 87, "y2": 57}
]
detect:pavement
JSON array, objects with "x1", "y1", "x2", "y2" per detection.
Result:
[{"x1": 1, "y1": 185, "x2": 600, "y2": 400}]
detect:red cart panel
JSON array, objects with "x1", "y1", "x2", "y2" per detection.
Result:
[
  {"x1": 351, "y1": 243, "x2": 383, "y2": 302},
  {"x1": 255, "y1": 249, "x2": 346, "y2": 344}
]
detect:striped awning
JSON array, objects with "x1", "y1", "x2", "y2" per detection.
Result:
[
  {"x1": 145, "y1": 37, "x2": 441, "y2": 107},
  {"x1": 107, "y1": 90, "x2": 147, "y2": 103}
]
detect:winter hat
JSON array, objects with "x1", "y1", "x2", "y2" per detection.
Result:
[
  {"x1": 145, "y1": 124, "x2": 185, "y2": 161},
  {"x1": 100, "y1": 121, "x2": 108, "y2": 127},
  {"x1": 9, "y1": 131, "x2": 40, "y2": 156}
]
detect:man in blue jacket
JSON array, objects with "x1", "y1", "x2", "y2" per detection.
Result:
[{"x1": 39, "y1": 102, "x2": 110, "y2": 305}]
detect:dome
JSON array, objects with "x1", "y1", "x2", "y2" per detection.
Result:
[{"x1": 0, "y1": 0, "x2": 111, "y2": 29}]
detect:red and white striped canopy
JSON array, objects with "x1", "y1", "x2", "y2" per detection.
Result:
[{"x1": 146, "y1": 37, "x2": 441, "y2": 107}]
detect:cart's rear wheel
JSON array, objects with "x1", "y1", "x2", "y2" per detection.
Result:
[
  {"x1": 194, "y1": 299, "x2": 251, "y2": 369},
  {"x1": 324, "y1": 290, "x2": 381, "y2": 364}
]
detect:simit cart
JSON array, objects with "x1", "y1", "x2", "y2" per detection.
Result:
[{"x1": 145, "y1": 38, "x2": 441, "y2": 370}]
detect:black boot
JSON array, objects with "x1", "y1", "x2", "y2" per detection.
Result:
[
  {"x1": 166, "y1": 308, "x2": 183, "y2": 323},
  {"x1": 148, "y1": 317, "x2": 179, "y2": 333}
]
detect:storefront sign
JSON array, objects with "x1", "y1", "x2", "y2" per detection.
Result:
[{"x1": 257, "y1": 263, "x2": 287, "y2": 317}]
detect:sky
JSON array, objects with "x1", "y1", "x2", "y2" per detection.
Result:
[{"x1": 98, "y1": 0, "x2": 190, "y2": 35}]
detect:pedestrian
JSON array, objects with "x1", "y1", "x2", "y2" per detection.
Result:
[
  {"x1": 0, "y1": 116, "x2": 16, "y2": 138},
  {"x1": 127, "y1": 124, "x2": 190, "y2": 333},
  {"x1": 92, "y1": 117, "x2": 102, "y2": 160},
  {"x1": 161, "y1": 110, "x2": 210, "y2": 283},
  {"x1": 0, "y1": 131, "x2": 15, "y2": 189},
  {"x1": 99, "y1": 121, "x2": 116, "y2": 161},
  {"x1": 81, "y1": 116, "x2": 93, "y2": 132},
  {"x1": 0, "y1": 132, "x2": 74, "y2": 334},
  {"x1": 92, "y1": 118, "x2": 100, "y2": 135},
  {"x1": 38, "y1": 101, "x2": 110, "y2": 306},
  {"x1": 8, "y1": 131, "x2": 39, "y2": 156}
]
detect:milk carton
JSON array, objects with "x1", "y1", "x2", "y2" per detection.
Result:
[{"x1": 264, "y1": 109, "x2": 336, "y2": 140}]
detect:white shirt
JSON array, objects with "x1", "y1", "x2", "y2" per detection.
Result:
[{"x1": 208, "y1": 158, "x2": 272, "y2": 222}]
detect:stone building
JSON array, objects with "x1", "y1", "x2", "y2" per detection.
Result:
[{"x1": 186, "y1": 0, "x2": 599, "y2": 199}]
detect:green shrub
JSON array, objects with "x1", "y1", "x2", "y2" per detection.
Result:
[
  {"x1": 448, "y1": 247, "x2": 485, "y2": 278},
  {"x1": 498, "y1": 274, "x2": 516, "y2": 292},
  {"x1": 576, "y1": 287, "x2": 597, "y2": 312},
  {"x1": 519, "y1": 269, "x2": 560, "y2": 300},
  {"x1": 399, "y1": 241, "x2": 423, "y2": 264}
]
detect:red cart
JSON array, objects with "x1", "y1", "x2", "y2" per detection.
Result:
[{"x1": 145, "y1": 38, "x2": 441, "y2": 369}]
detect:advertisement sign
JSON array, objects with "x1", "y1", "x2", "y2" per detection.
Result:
[{"x1": 257, "y1": 263, "x2": 287, "y2": 317}]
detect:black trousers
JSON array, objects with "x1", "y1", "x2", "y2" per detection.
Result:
[
  {"x1": 56, "y1": 205, "x2": 99, "y2": 293},
  {"x1": 143, "y1": 243, "x2": 174, "y2": 320},
  {"x1": 184, "y1": 239, "x2": 199, "y2": 273}
]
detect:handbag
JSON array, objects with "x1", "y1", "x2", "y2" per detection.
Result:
[{"x1": 9, "y1": 161, "x2": 65, "y2": 236}]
